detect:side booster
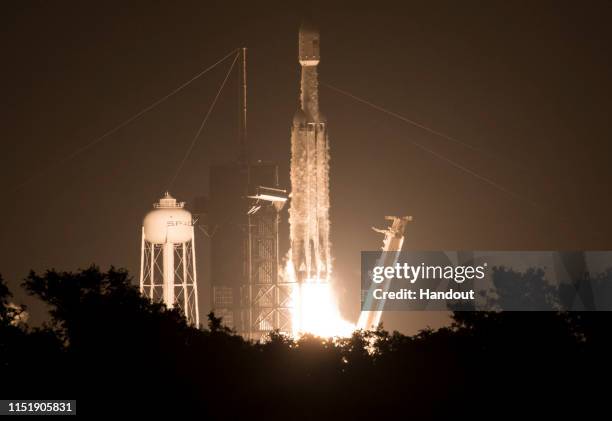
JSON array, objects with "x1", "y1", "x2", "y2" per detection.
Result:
[{"x1": 289, "y1": 22, "x2": 331, "y2": 283}]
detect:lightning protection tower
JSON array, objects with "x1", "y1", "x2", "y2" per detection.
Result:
[{"x1": 140, "y1": 192, "x2": 199, "y2": 326}]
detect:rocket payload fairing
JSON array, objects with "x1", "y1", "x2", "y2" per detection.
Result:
[{"x1": 288, "y1": 22, "x2": 331, "y2": 283}]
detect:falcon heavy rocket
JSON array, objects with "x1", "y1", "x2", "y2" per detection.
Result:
[{"x1": 288, "y1": 22, "x2": 331, "y2": 284}]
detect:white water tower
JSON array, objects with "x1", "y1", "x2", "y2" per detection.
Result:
[{"x1": 139, "y1": 192, "x2": 199, "y2": 326}]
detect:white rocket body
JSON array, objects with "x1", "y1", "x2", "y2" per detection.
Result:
[{"x1": 289, "y1": 23, "x2": 331, "y2": 283}]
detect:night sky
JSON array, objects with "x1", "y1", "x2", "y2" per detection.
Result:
[{"x1": 2, "y1": 1, "x2": 612, "y2": 333}]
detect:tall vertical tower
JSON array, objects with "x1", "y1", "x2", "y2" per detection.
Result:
[
  {"x1": 208, "y1": 49, "x2": 290, "y2": 339},
  {"x1": 289, "y1": 21, "x2": 331, "y2": 284},
  {"x1": 140, "y1": 192, "x2": 199, "y2": 326}
]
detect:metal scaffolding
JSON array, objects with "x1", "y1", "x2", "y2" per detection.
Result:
[{"x1": 241, "y1": 186, "x2": 291, "y2": 340}]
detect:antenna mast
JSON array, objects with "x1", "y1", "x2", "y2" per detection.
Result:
[{"x1": 239, "y1": 47, "x2": 248, "y2": 165}]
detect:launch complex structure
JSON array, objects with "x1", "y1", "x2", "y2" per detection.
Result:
[
  {"x1": 139, "y1": 23, "x2": 410, "y2": 338},
  {"x1": 206, "y1": 24, "x2": 409, "y2": 338},
  {"x1": 206, "y1": 46, "x2": 292, "y2": 340},
  {"x1": 209, "y1": 23, "x2": 345, "y2": 339}
]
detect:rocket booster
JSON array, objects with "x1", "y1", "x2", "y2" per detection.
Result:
[{"x1": 289, "y1": 22, "x2": 331, "y2": 283}]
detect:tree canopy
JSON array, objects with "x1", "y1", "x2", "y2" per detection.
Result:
[{"x1": 0, "y1": 266, "x2": 609, "y2": 418}]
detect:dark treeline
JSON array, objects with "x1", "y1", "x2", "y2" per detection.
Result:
[{"x1": 1, "y1": 266, "x2": 610, "y2": 419}]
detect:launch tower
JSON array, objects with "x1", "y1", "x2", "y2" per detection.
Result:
[{"x1": 208, "y1": 49, "x2": 292, "y2": 339}]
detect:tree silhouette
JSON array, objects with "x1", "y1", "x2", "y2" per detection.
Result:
[{"x1": 0, "y1": 265, "x2": 609, "y2": 418}]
